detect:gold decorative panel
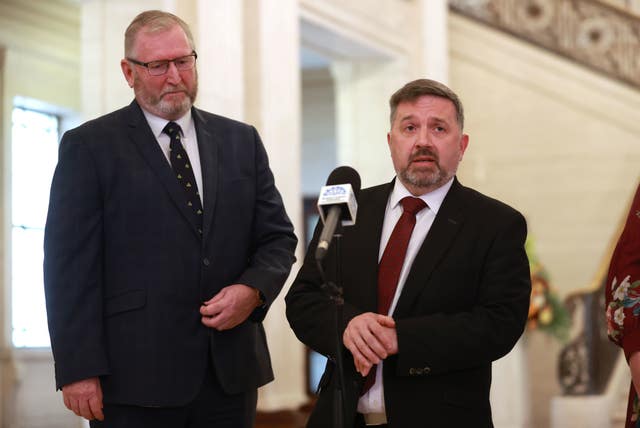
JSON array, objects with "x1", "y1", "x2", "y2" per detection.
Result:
[{"x1": 450, "y1": 0, "x2": 640, "y2": 88}]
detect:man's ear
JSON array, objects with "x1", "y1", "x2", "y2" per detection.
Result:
[
  {"x1": 121, "y1": 59, "x2": 135, "y2": 88},
  {"x1": 459, "y1": 134, "x2": 469, "y2": 160}
]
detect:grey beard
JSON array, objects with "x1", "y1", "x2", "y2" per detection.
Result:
[
  {"x1": 399, "y1": 163, "x2": 454, "y2": 191},
  {"x1": 157, "y1": 96, "x2": 194, "y2": 117},
  {"x1": 402, "y1": 165, "x2": 442, "y2": 187}
]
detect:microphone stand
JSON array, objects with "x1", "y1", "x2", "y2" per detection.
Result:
[{"x1": 317, "y1": 227, "x2": 346, "y2": 428}]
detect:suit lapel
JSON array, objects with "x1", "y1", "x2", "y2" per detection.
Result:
[
  {"x1": 125, "y1": 101, "x2": 202, "y2": 238},
  {"x1": 348, "y1": 183, "x2": 393, "y2": 313},
  {"x1": 192, "y1": 107, "x2": 220, "y2": 243},
  {"x1": 393, "y1": 179, "x2": 466, "y2": 316}
]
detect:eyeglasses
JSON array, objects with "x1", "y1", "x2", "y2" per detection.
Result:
[{"x1": 127, "y1": 51, "x2": 198, "y2": 76}]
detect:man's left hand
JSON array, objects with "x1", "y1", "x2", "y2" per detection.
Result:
[{"x1": 200, "y1": 284, "x2": 261, "y2": 330}]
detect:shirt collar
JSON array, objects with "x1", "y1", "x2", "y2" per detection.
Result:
[
  {"x1": 141, "y1": 108, "x2": 194, "y2": 139},
  {"x1": 389, "y1": 177, "x2": 454, "y2": 215}
]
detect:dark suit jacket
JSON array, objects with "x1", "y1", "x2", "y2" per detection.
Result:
[
  {"x1": 285, "y1": 178, "x2": 530, "y2": 428},
  {"x1": 44, "y1": 100, "x2": 297, "y2": 407}
]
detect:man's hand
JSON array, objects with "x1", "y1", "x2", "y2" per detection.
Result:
[
  {"x1": 200, "y1": 284, "x2": 261, "y2": 330},
  {"x1": 62, "y1": 377, "x2": 104, "y2": 421},
  {"x1": 343, "y1": 312, "x2": 398, "y2": 376}
]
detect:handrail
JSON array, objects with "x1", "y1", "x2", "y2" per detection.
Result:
[
  {"x1": 449, "y1": 0, "x2": 640, "y2": 89},
  {"x1": 558, "y1": 280, "x2": 619, "y2": 394}
]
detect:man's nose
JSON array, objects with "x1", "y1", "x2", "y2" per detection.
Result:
[
  {"x1": 415, "y1": 127, "x2": 431, "y2": 147},
  {"x1": 165, "y1": 61, "x2": 182, "y2": 82}
]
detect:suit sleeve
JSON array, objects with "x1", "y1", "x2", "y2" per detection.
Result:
[
  {"x1": 234, "y1": 127, "x2": 298, "y2": 322},
  {"x1": 394, "y1": 209, "x2": 531, "y2": 376},
  {"x1": 43, "y1": 131, "x2": 109, "y2": 389},
  {"x1": 606, "y1": 183, "x2": 640, "y2": 360}
]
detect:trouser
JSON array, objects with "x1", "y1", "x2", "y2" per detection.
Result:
[{"x1": 90, "y1": 362, "x2": 257, "y2": 428}]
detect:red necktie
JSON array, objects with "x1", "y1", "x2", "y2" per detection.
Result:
[{"x1": 362, "y1": 196, "x2": 427, "y2": 395}]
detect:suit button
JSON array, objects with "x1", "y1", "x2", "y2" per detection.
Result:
[
  {"x1": 409, "y1": 368, "x2": 416, "y2": 375},
  {"x1": 203, "y1": 258, "x2": 210, "y2": 266}
]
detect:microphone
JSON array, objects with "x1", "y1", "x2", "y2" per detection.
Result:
[{"x1": 315, "y1": 166, "x2": 361, "y2": 261}]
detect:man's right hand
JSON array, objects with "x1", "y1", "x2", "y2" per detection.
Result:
[
  {"x1": 62, "y1": 377, "x2": 104, "y2": 421},
  {"x1": 343, "y1": 312, "x2": 397, "y2": 376}
]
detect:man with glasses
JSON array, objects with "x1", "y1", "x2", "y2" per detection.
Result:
[{"x1": 44, "y1": 10, "x2": 297, "y2": 428}]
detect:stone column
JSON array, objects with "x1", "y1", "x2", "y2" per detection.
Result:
[
  {"x1": 188, "y1": 0, "x2": 244, "y2": 120},
  {"x1": 420, "y1": 0, "x2": 449, "y2": 83},
  {"x1": 81, "y1": 0, "x2": 165, "y2": 119},
  {"x1": 243, "y1": 0, "x2": 305, "y2": 411}
]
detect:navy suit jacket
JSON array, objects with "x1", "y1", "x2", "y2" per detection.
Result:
[
  {"x1": 44, "y1": 100, "x2": 297, "y2": 406},
  {"x1": 286, "y1": 178, "x2": 530, "y2": 428}
]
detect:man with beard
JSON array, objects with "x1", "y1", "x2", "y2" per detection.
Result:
[
  {"x1": 286, "y1": 79, "x2": 531, "y2": 428},
  {"x1": 44, "y1": 10, "x2": 297, "y2": 428}
]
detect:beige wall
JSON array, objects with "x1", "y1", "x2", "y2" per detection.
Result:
[
  {"x1": 450, "y1": 13, "x2": 640, "y2": 297},
  {"x1": 301, "y1": 68, "x2": 336, "y2": 196}
]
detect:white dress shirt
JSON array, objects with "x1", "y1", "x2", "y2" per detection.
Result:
[
  {"x1": 142, "y1": 108, "x2": 204, "y2": 206},
  {"x1": 357, "y1": 177, "x2": 454, "y2": 416}
]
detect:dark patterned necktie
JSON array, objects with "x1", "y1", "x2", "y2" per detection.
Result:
[
  {"x1": 163, "y1": 122, "x2": 203, "y2": 235},
  {"x1": 362, "y1": 196, "x2": 427, "y2": 395}
]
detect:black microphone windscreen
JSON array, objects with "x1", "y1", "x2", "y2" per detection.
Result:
[{"x1": 325, "y1": 166, "x2": 361, "y2": 199}]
